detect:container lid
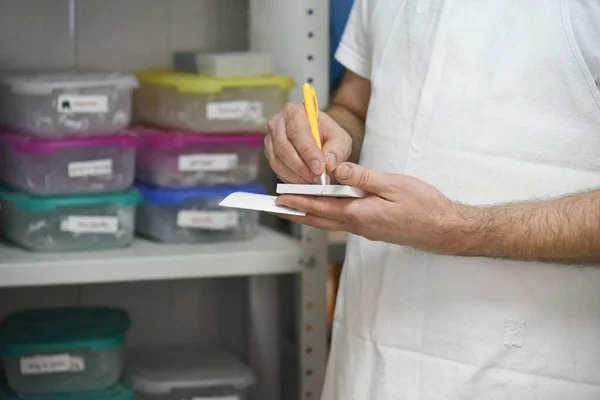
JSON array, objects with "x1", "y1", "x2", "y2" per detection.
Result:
[
  {"x1": 127, "y1": 346, "x2": 255, "y2": 395},
  {"x1": 0, "y1": 69, "x2": 138, "y2": 95},
  {"x1": 0, "y1": 131, "x2": 139, "y2": 154},
  {"x1": 135, "y1": 69, "x2": 295, "y2": 94},
  {"x1": 0, "y1": 378, "x2": 134, "y2": 400},
  {"x1": 0, "y1": 187, "x2": 141, "y2": 212},
  {"x1": 0, "y1": 307, "x2": 130, "y2": 355},
  {"x1": 136, "y1": 183, "x2": 265, "y2": 205},
  {"x1": 137, "y1": 128, "x2": 264, "y2": 149}
]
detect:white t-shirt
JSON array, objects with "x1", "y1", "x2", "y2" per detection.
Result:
[
  {"x1": 328, "y1": 1, "x2": 600, "y2": 399},
  {"x1": 337, "y1": 0, "x2": 600, "y2": 86},
  {"x1": 570, "y1": 0, "x2": 600, "y2": 86}
]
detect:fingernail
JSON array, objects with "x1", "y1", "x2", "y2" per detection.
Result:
[
  {"x1": 311, "y1": 159, "x2": 322, "y2": 174},
  {"x1": 313, "y1": 176, "x2": 321, "y2": 184},
  {"x1": 338, "y1": 164, "x2": 351, "y2": 180},
  {"x1": 326, "y1": 152, "x2": 337, "y2": 169}
]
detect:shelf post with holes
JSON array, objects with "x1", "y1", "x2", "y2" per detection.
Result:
[{"x1": 249, "y1": 0, "x2": 330, "y2": 398}]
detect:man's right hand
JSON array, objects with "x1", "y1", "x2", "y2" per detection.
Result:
[{"x1": 265, "y1": 102, "x2": 353, "y2": 184}]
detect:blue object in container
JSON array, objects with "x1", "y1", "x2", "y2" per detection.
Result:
[
  {"x1": 0, "y1": 378, "x2": 134, "y2": 400},
  {"x1": 136, "y1": 182, "x2": 266, "y2": 205}
]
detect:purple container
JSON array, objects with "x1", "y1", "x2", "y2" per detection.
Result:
[
  {"x1": 136, "y1": 128, "x2": 264, "y2": 188},
  {"x1": 0, "y1": 131, "x2": 138, "y2": 195}
]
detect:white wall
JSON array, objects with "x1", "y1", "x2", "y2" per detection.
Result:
[{"x1": 0, "y1": 0, "x2": 248, "y2": 70}]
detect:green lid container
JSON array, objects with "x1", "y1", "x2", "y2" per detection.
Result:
[
  {"x1": 0, "y1": 378, "x2": 133, "y2": 400},
  {"x1": 0, "y1": 307, "x2": 130, "y2": 356},
  {"x1": 0, "y1": 186, "x2": 141, "y2": 213}
]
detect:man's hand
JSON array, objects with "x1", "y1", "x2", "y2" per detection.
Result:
[
  {"x1": 265, "y1": 103, "x2": 353, "y2": 184},
  {"x1": 276, "y1": 162, "x2": 472, "y2": 254}
]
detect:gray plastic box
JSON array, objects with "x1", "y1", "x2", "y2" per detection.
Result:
[
  {"x1": 128, "y1": 346, "x2": 254, "y2": 400},
  {"x1": 135, "y1": 184, "x2": 263, "y2": 244},
  {"x1": 0, "y1": 189, "x2": 140, "y2": 252},
  {"x1": 0, "y1": 132, "x2": 137, "y2": 196},
  {"x1": 135, "y1": 130, "x2": 263, "y2": 188},
  {"x1": 3, "y1": 348, "x2": 124, "y2": 394},
  {"x1": 0, "y1": 70, "x2": 138, "y2": 137}
]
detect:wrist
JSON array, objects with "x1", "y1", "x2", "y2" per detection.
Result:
[{"x1": 436, "y1": 201, "x2": 484, "y2": 256}]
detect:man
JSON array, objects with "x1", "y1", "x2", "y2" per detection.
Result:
[{"x1": 265, "y1": 1, "x2": 600, "y2": 399}]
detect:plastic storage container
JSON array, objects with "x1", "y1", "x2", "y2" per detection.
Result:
[
  {"x1": 135, "y1": 183, "x2": 264, "y2": 243},
  {"x1": 0, "y1": 70, "x2": 138, "y2": 137},
  {"x1": 128, "y1": 345, "x2": 255, "y2": 400},
  {"x1": 134, "y1": 69, "x2": 294, "y2": 132},
  {"x1": 136, "y1": 129, "x2": 263, "y2": 187},
  {"x1": 0, "y1": 187, "x2": 141, "y2": 251},
  {"x1": 0, "y1": 379, "x2": 134, "y2": 400},
  {"x1": 0, "y1": 307, "x2": 130, "y2": 394},
  {"x1": 0, "y1": 131, "x2": 138, "y2": 196}
]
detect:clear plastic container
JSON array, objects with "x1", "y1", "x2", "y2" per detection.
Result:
[
  {"x1": 0, "y1": 70, "x2": 138, "y2": 137},
  {"x1": 127, "y1": 345, "x2": 255, "y2": 400},
  {"x1": 0, "y1": 307, "x2": 130, "y2": 394},
  {"x1": 135, "y1": 183, "x2": 264, "y2": 243},
  {"x1": 134, "y1": 69, "x2": 294, "y2": 132},
  {"x1": 136, "y1": 129, "x2": 263, "y2": 188},
  {"x1": 0, "y1": 187, "x2": 141, "y2": 252},
  {"x1": 0, "y1": 131, "x2": 138, "y2": 196}
]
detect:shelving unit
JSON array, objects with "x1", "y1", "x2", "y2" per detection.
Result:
[
  {"x1": 0, "y1": 1, "x2": 330, "y2": 400},
  {"x1": 0, "y1": 228, "x2": 301, "y2": 288}
]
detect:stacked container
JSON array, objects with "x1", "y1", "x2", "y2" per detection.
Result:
[
  {"x1": 0, "y1": 307, "x2": 133, "y2": 400},
  {"x1": 132, "y1": 66, "x2": 294, "y2": 243},
  {"x1": 127, "y1": 345, "x2": 255, "y2": 400},
  {"x1": 0, "y1": 70, "x2": 141, "y2": 252}
]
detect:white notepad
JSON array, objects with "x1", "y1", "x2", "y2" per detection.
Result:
[
  {"x1": 276, "y1": 184, "x2": 367, "y2": 198},
  {"x1": 219, "y1": 192, "x2": 306, "y2": 216}
]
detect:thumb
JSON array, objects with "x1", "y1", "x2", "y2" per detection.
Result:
[{"x1": 335, "y1": 162, "x2": 395, "y2": 198}]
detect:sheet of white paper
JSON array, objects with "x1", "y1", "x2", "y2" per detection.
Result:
[
  {"x1": 219, "y1": 192, "x2": 306, "y2": 216},
  {"x1": 276, "y1": 184, "x2": 367, "y2": 198}
]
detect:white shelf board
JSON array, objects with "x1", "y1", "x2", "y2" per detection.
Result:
[{"x1": 0, "y1": 227, "x2": 302, "y2": 288}]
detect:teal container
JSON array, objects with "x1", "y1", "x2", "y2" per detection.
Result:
[
  {"x1": 0, "y1": 378, "x2": 134, "y2": 400},
  {"x1": 0, "y1": 307, "x2": 130, "y2": 394},
  {"x1": 0, "y1": 186, "x2": 141, "y2": 251}
]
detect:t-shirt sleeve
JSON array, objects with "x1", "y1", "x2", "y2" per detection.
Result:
[{"x1": 334, "y1": 0, "x2": 372, "y2": 79}]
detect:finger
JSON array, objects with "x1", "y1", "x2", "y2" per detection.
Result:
[
  {"x1": 274, "y1": 213, "x2": 346, "y2": 231},
  {"x1": 283, "y1": 103, "x2": 327, "y2": 175},
  {"x1": 276, "y1": 195, "x2": 354, "y2": 222},
  {"x1": 264, "y1": 136, "x2": 311, "y2": 184},
  {"x1": 319, "y1": 112, "x2": 353, "y2": 171},
  {"x1": 271, "y1": 114, "x2": 317, "y2": 182},
  {"x1": 335, "y1": 162, "x2": 397, "y2": 199}
]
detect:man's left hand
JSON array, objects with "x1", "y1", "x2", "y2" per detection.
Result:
[{"x1": 276, "y1": 162, "x2": 474, "y2": 254}]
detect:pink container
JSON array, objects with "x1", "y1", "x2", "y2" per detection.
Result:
[
  {"x1": 136, "y1": 129, "x2": 264, "y2": 187},
  {"x1": 0, "y1": 131, "x2": 138, "y2": 195}
]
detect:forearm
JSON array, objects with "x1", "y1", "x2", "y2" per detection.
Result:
[
  {"x1": 326, "y1": 103, "x2": 365, "y2": 164},
  {"x1": 452, "y1": 189, "x2": 600, "y2": 263}
]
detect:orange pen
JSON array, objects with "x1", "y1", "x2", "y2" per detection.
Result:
[{"x1": 302, "y1": 83, "x2": 327, "y2": 185}]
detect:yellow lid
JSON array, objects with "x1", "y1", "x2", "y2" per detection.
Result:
[{"x1": 135, "y1": 69, "x2": 295, "y2": 94}]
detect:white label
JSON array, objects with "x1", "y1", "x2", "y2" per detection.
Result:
[
  {"x1": 57, "y1": 95, "x2": 108, "y2": 114},
  {"x1": 20, "y1": 355, "x2": 85, "y2": 375},
  {"x1": 178, "y1": 154, "x2": 239, "y2": 172},
  {"x1": 177, "y1": 210, "x2": 239, "y2": 230},
  {"x1": 206, "y1": 101, "x2": 263, "y2": 121},
  {"x1": 68, "y1": 159, "x2": 113, "y2": 178},
  {"x1": 60, "y1": 216, "x2": 119, "y2": 234}
]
